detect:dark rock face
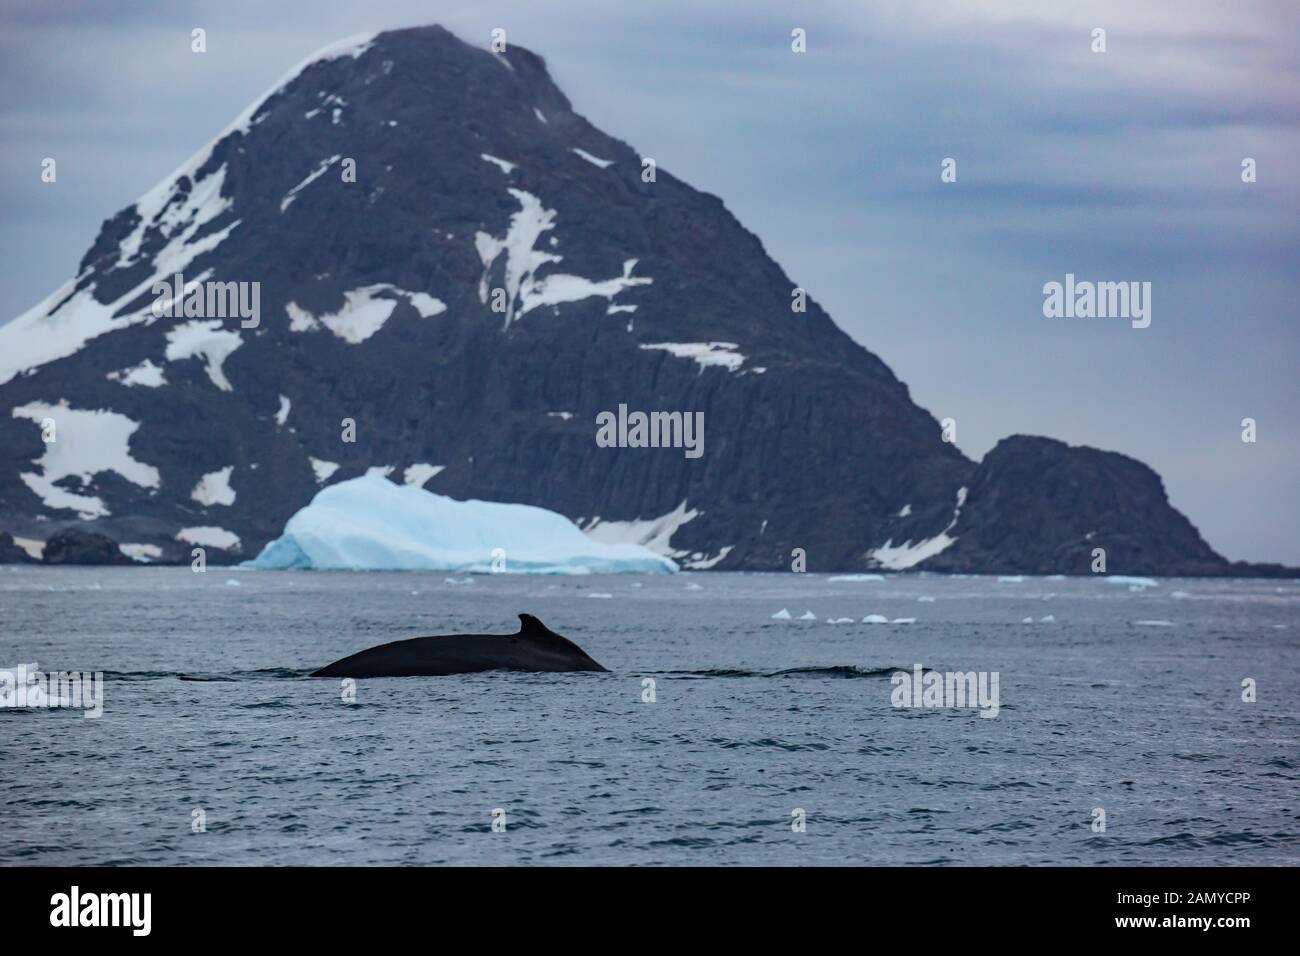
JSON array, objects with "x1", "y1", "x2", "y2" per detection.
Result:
[
  {"x1": 41, "y1": 529, "x2": 133, "y2": 566},
  {"x1": 922, "y1": 436, "x2": 1229, "y2": 576},
  {"x1": 0, "y1": 26, "x2": 1288, "y2": 576}
]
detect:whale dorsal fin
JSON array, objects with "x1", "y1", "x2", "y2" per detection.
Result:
[{"x1": 518, "y1": 614, "x2": 556, "y2": 638}]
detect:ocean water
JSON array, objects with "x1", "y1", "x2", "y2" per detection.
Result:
[{"x1": 1, "y1": 567, "x2": 1296, "y2": 866}]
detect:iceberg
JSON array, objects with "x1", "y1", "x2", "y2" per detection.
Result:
[{"x1": 245, "y1": 475, "x2": 678, "y2": 573}]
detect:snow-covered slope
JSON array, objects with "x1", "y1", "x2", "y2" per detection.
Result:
[{"x1": 246, "y1": 474, "x2": 677, "y2": 573}]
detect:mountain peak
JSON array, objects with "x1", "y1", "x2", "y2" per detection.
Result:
[{"x1": 1, "y1": 28, "x2": 1280, "y2": 576}]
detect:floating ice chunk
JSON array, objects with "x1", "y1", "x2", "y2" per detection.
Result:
[
  {"x1": 192, "y1": 466, "x2": 236, "y2": 506},
  {"x1": 1039, "y1": 614, "x2": 1055, "y2": 623},
  {"x1": 639, "y1": 341, "x2": 744, "y2": 373},
  {"x1": 587, "y1": 592, "x2": 614, "y2": 599},
  {"x1": 862, "y1": 615, "x2": 889, "y2": 624},
  {"x1": 771, "y1": 608, "x2": 792, "y2": 620},
  {"x1": 897, "y1": 504, "x2": 911, "y2": 517},
  {"x1": 12, "y1": 401, "x2": 160, "y2": 518},
  {"x1": 1022, "y1": 617, "x2": 1034, "y2": 624},
  {"x1": 998, "y1": 575, "x2": 1025, "y2": 583},
  {"x1": 275, "y1": 395, "x2": 291, "y2": 426},
  {"x1": 177, "y1": 526, "x2": 241, "y2": 550},
  {"x1": 534, "y1": 108, "x2": 547, "y2": 123},
  {"x1": 165, "y1": 320, "x2": 242, "y2": 391},
  {"x1": 827, "y1": 617, "x2": 855, "y2": 624},
  {"x1": 1134, "y1": 619, "x2": 1175, "y2": 627},
  {"x1": 918, "y1": 596, "x2": 935, "y2": 602},
  {"x1": 829, "y1": 574, "x2": 885, "y2": 582},
  {"x1": 107, "y1": 359, "x2": 167, "y2": 388},
  {"x1": 225, "y1": 579, "x2": 242, "y2": 587},
  {"x1": 798, "y1": 611, "x2": 817, "y2": 621},
  {"x1": 571, "y1": 147, "x2": 614, "y2": 169},
  {"x1": 1104, "y1": 576, "x2": 1159, "y2": 589},
  {"x1": 891, "y1": 617, "x2": 916, "y2": 625},
  {"x1": 684, "y1": 582, "x2": 703, "y2": 590},
  {"x1": 245, "y1": 474, "x2": 677, "y2": 573}
]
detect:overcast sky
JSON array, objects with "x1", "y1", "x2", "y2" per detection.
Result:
[{"x1": 2, "y1": 0, "x2": 1297, "y2": 563}]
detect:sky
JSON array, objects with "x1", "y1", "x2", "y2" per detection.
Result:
[{"x1": 1, "y1": 0, "x2": 1297, "y2": 564}]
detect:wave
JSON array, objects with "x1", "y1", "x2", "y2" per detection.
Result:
[{"x1": 663, "y1": 665, "x2": 901, "y2": 679}]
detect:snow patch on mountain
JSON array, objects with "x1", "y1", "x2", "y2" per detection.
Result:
[
  {"x1": 474, "y1": 188, "x2": 650, "y2": 325},
  {"x1": 582, "y1": 500, "x2": 700, "y2": 558},
  {"x1": 480, "y1": 153, "x2": 516, "y2": 175},
  {"x1": 867, "y1": 487, "x2": 967, "y2": 570},
  {"x1": 403, "y1": 463, "x2": 444, "y2": 487},
  {"x1": 11, "y1": 401, "x2": 161, "y2": 519},
  {"x1": 280, "y1": 155, "x2": 341, "y2": 212},
  {"x1": 165, "y1": 320, "x2": 243, "y2": 391},
  {"x1": 286, "y1": 285, "x2": 446, "y2": 342},
  {"x1": 107, "y1": 359, "x2": 167, "y2": 388},
  {"x1": 571, "y1": 147, "x2": 613, "y2": 169},
  {"x1": 309, "y1": 457, "x2": 340, "y2": 484},
  {"x1": 176, "y1": 526, "x2": 241, "y2": 550},
  {"x1": 191, "y1": 466, "x2": 236, "y2": 507},
  {"x1": 639, "y1": 342, "x2": 745, "y2": 373}
]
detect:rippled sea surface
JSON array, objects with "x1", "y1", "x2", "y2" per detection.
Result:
[{"x1": 1, "y1": 567, "x2": 1296, "y2": 866}]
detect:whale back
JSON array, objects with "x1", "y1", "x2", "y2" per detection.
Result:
[{"x1": 311, "y1": 614, "x2": 608, "y2": 677}]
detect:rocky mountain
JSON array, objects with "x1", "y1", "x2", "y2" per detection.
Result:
[{"x1": 0, "y1": 25, "x2": 1287, "y2": 575}]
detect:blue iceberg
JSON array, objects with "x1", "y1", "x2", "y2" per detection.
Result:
[{"x1": 245, "y1": 474, "x2": 677, "y2": 573}]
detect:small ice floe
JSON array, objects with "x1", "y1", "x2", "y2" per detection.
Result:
[
  {"x1": 225, "y1": 579, "x2": 242, "y2": 587},
  {"x1": 798, "y1": 611, "x2": 817, "y2": 621},
  {"x1": 1039, "y1": 614, "x2": 1055, "y2": 623},
  {"x1": 862, "y1": 614, "x2": 889, "y2": 624},
  {"x1": 891, "y1": 617, "x2": 916, "y2": 625},
  {"x1": 587, "y1": 592, "x2": 614, "y2": 599},
  {"x1": 1134, "y1": 619, "x2": 1175, "y2": 627},
  {"x1": 1022, "y1": 617, "x2": 1035, "y2": 624},
  {"x1": 918, "y1": 596, "x2": 935, "y2": 603},
  {"x1": 1105, "y1": 576, "x2": 1159, "y2": 590},
  {"x1": 684, "y1": 582, "x2": 703, "y2": 591},
  {"x1": 1042, "y1": 593, "x2": 1055, "y2": 601},
  {"x1": 828, "y1": 574, "x2": 885, "y2": 582},
  {"x1": 444, "y1": 577, "x2": 473, "y2": 585},
  {"x1": 826, "y1": 617, "x2": 855, "y2": 625},
  {"x1": 998, "y1": 575, "x2": 1024, "y2": 583},
  {"x1": 1171, "y1": 590, "x2": 1190, "y2": 599},
  {"x1": 771, "y1": 608, "x2": 792, "y2": 620}
]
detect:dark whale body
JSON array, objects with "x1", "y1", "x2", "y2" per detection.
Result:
[{"x1": 311, "y1": 614, "x2": 608, "y2": 677}]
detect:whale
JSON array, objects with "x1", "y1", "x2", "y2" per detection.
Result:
[{"x1": 310, "y1": 614, "x2": 608, "y2": 677}]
